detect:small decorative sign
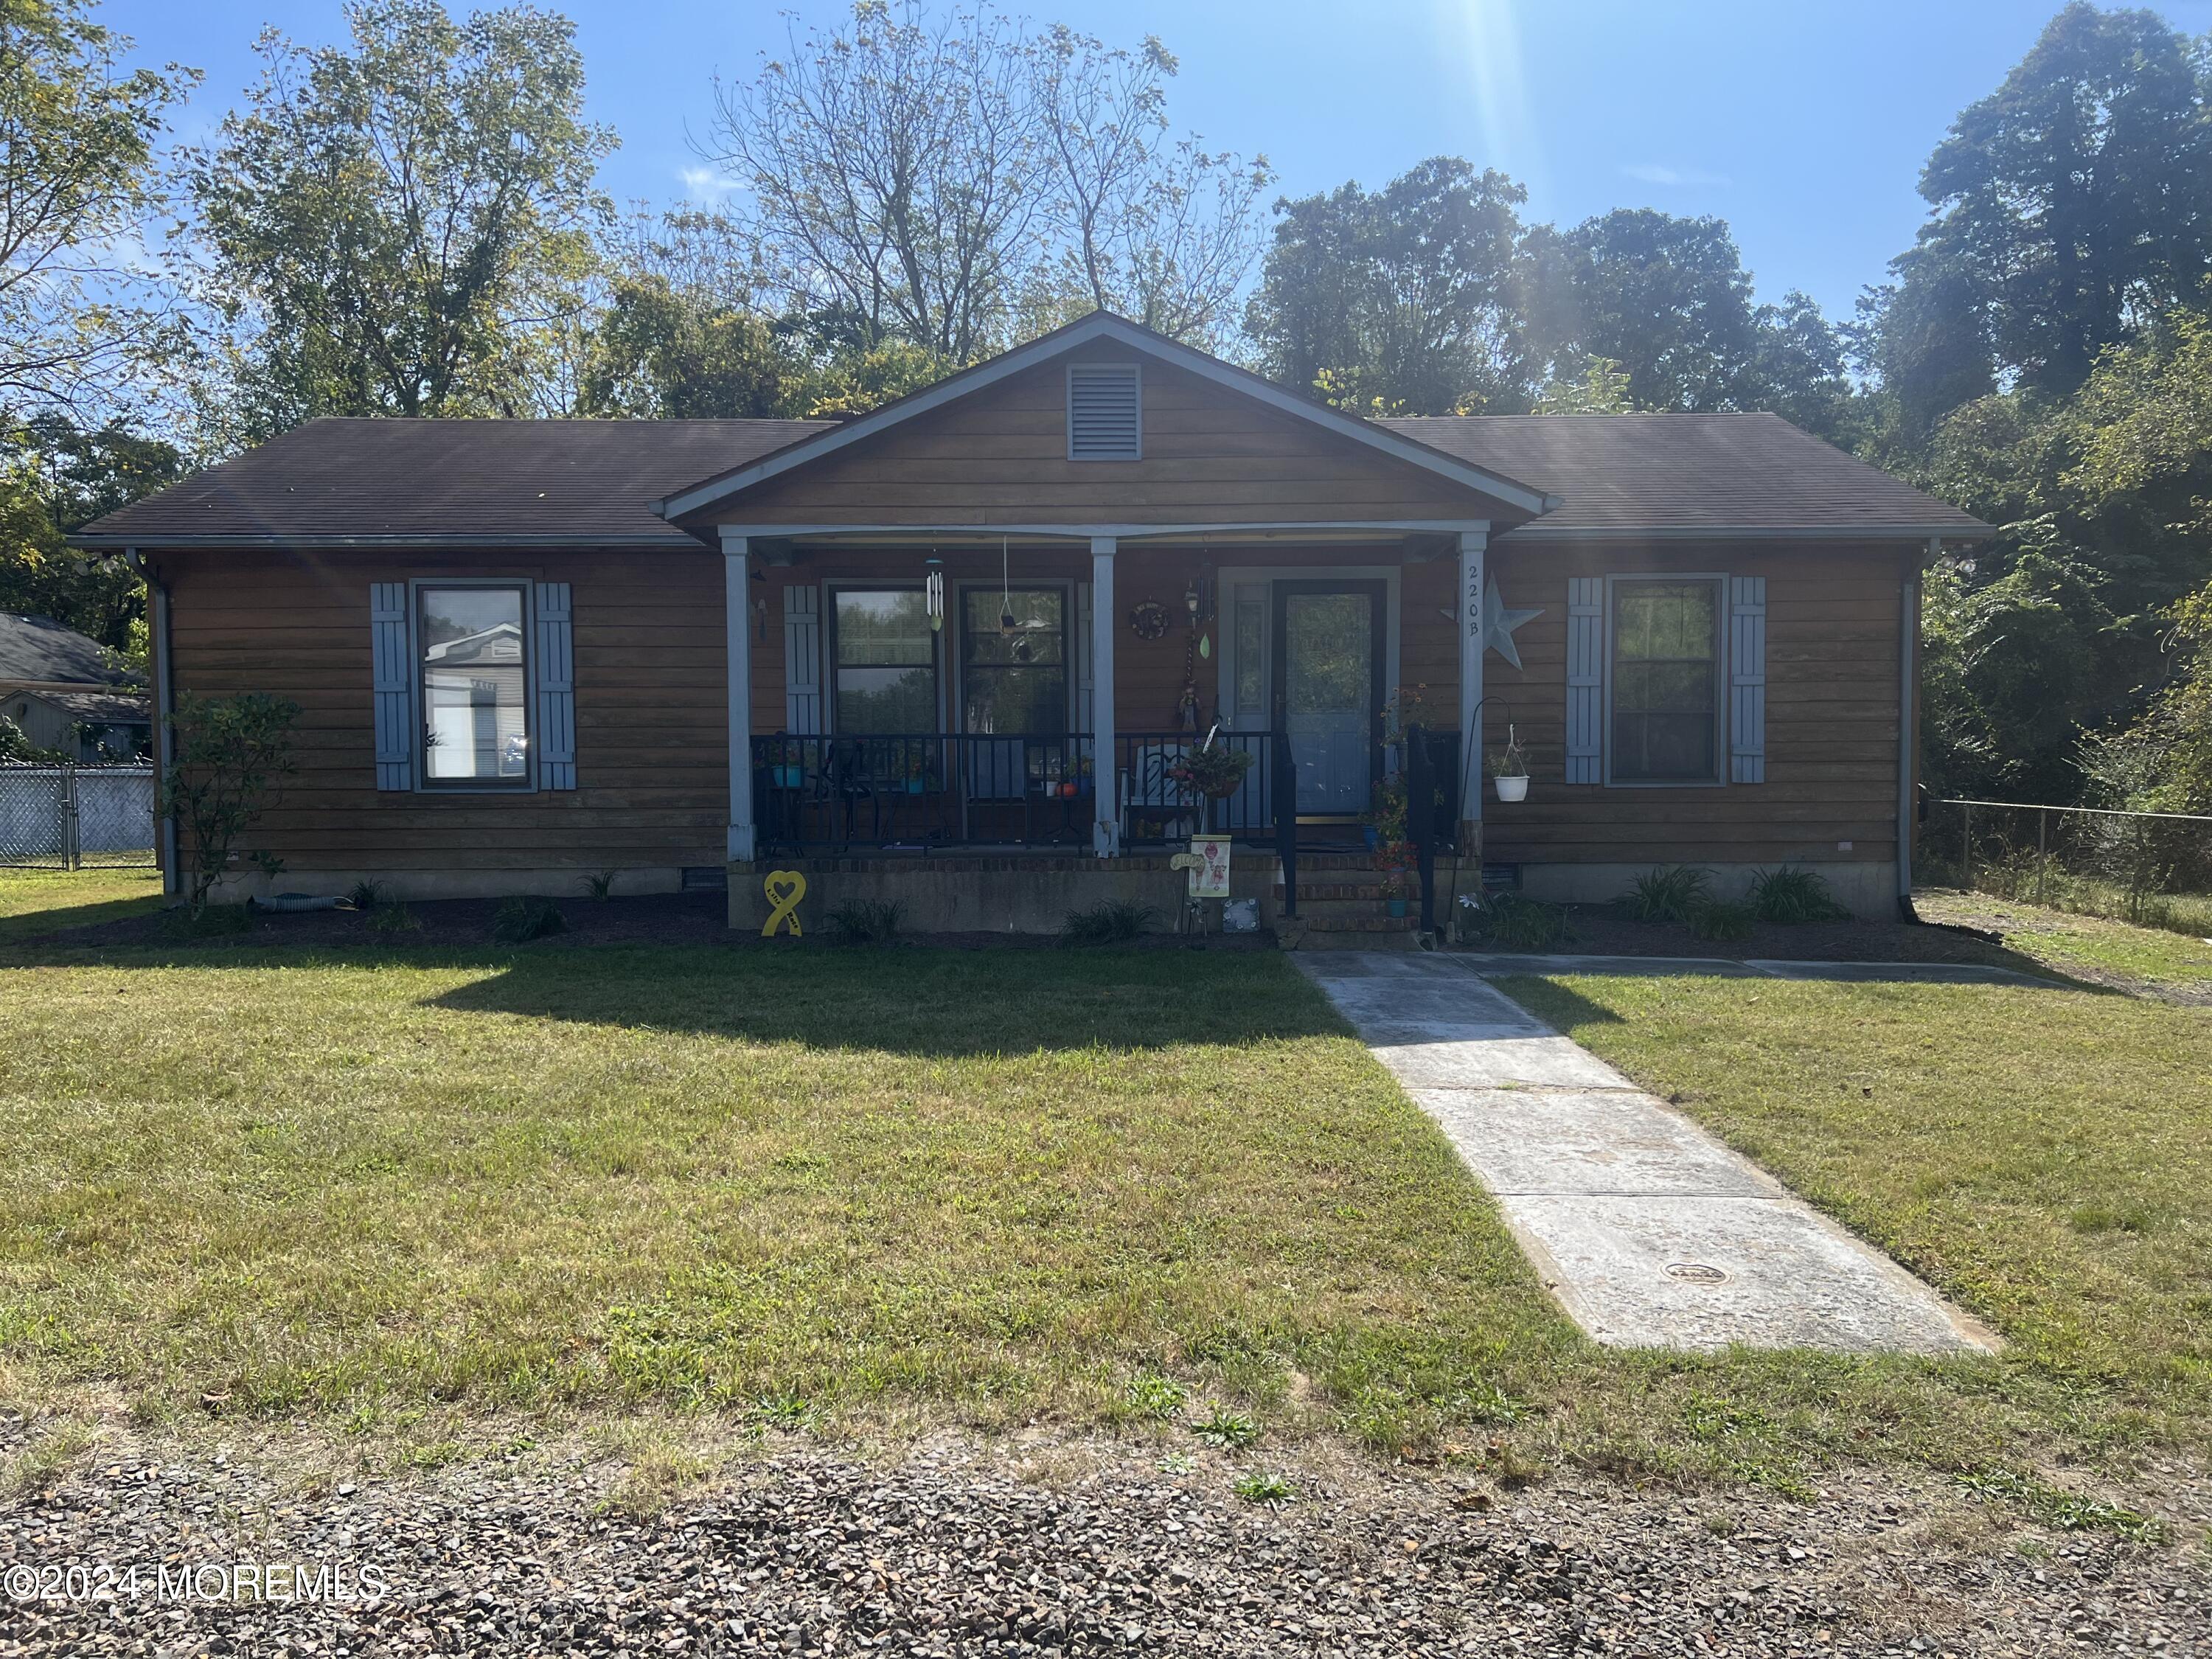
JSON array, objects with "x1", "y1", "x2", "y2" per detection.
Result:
[
  {"x1": 1188, "y1": 834, "x2": 1231, "y2": 898},
  {"x1": 761, "y1": 869, "x2": 807, "y2": 937}
]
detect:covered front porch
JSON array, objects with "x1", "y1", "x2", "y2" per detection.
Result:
[{"x1": 717, "y1": 524, "x2": 1495, "y2": 930}]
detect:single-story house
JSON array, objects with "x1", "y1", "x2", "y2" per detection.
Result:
[
  {"x1": 0, "y1": 612, "x2": 152, "y2": 762},
  {"x1": 74, "y1": 312, "x2": 1989, "y2": 935}
]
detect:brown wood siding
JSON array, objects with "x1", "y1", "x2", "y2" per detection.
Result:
[
  {"x1": 687, "y1": 347, "x2": 1519, "y2": 529},
  {"x1": 1466, "y1": 543, "x2": 1906, "y2": 868},
  {"x1": 154, "y1": 546, "x2": 729, "y2": 874}
]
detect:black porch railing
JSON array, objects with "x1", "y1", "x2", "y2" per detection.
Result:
[
  {"x1": 1402, "y1": 725, "x2": 1461, "y2": 933},
  {"x1": 751, "y1": 731, "x2": 1301, "y2": 864}
]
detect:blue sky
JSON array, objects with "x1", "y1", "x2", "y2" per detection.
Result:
[{"x1": 105, "y1": 0, "x2": 2212, "y2": 326}]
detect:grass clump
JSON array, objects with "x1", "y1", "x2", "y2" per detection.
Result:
[
  {"x1": 1456, "y1": 891, "x2": 1568, "y2": 950},
  {"x1": 1748, "y1": 866, "x2": 1851, "y2": 924},
  {"x1": 1617, "y1": 865, "x2": 1712, "y2": 925},
  {"x1": 1060, "y1": 899, "x2": 1157, "y2": 945},
  {"x1": 1126, "y1": 1372, "x2": 1187, "y2": 1421},
  {"x1": 368, "y1": 902, "x2": 421, "y2": 936},
  {"x1": 580, "y1": 869, "x2": 618, "y2": 902},
  {"x1": 1231, "y1": 1470, "x2": 1295, "y2": 1505},
  {"x1": 345, "y1": 878, "x2": 386, "y2": 912},
  {"x1": 827, "y1": 898, "x2": 905, "y2": 944},
  {"x1": 1953, "y1": 1468, "x2": 2163, "y2": 1541},
  {"x1": 1686, "y1": 900, "x2": 1757, "y2": 942},
  {"x1": 491, "y1": 894, "x2": 566, "y2": 943},
  {"x1": 1190, "y1": 1403, "x2": 1259, "y2": 1450}
]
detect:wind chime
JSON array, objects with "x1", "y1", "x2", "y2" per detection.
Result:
[
  {"x1": 924, "y1": 552, "x2": 945, "y2": 633},
  {"x1": 1173, "y1": 552, "x2": 1215, "y2": 730}
]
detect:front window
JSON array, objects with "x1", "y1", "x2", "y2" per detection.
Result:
[
  {"x1": 962, "y1": 588, "x2": 1066, "y2": 734},
  {"x1": 833, "y1": 588, "x2": 936, "y2": 731},
  {"x1": 1611, "y1": 579, "x2": 1722, "y2": 783},
  {"x1": 420, "y1": 584, "x2": 529, "y2": 787}
]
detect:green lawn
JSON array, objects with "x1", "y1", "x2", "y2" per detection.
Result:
[
  {"x1": 0, "y1": 877, "x2": 2205, "y2": 1512},
  {"x1": 1918, "y1": 886, "x2": 2212, "y2": 995},
  {"x1": 0, "y1": 867, "x2": 162, "y2": 941}
]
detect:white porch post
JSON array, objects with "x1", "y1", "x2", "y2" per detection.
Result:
[
  {"x1": 723, "y1": 530, "x2": 756, "y2": 863},
  {"x1": 1457, "y1": 524, "x2": 1489, "y2": 846},
  {"x1": 1091, "y1": 535, "x2": 1119, "y2": 856}
]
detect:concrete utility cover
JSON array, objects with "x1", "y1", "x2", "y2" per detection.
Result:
[{"x1": 1297, "y1": 954, "x2": 1998, "y2": 1355}]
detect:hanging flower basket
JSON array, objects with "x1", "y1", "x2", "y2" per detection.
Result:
[
  {"x1": 1166, "y1": 739, "x2": 1254, "y2": 799},
  {"x1": 1489, "y1": 726, "x2": 1530, "y2": 804}
]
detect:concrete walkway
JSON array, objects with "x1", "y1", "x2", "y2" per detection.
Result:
[{"x1": 1295, "y1": 953, "x2": 2000, "y2": 1354}]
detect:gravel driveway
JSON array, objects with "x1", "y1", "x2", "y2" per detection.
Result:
[{"x1": 0, "y1": 1435, "x2": 2201, "y2": 1656}]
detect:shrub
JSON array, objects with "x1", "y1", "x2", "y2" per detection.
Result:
[
  {"x1": 1455, "y1": 891, "x2": 1568, "y2": 950},
  {"x1": 161, "y1": 692, "x2": 303, "y2": 918},
  {"x1": 1747, "y1": 866, "x2": 1851, "y2": 924},
  {"x1": 1060, "y1": 899, "x2": 1157, "y2": 945},
  {"x1": 492, "y1": 895, "x2": 566, "y2": 943},
  {"x1": 1617, "y1": 865, "x2": 1713, "y2": 924},
  {"x1": 580, "y1": 869, "x2": 618, "y2": 902},
  {"x1": 1687, "y1": 900, "x2": 1757, "y2": 942},
  {"x1": 827, "y1": 897, "x2": 905, "y2": 944}
]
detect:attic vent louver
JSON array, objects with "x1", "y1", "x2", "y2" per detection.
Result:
[{"x1": 1067, "y1": 363, "x2": 1141, "y2": 461}]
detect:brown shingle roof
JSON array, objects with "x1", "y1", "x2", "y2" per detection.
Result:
[
  {"x1": 75, "y1": 407, "x2": 1988, "y2": 549},
  {"x1": 74, "y1": 417, "x2": 833, "y2": 548},
  {"x1": 1382, "y1": 412, "x2": 1989, "y2": 539}
]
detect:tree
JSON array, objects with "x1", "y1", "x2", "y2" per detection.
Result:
[
  {"x1": 1912, "y1": 2, "x2": 2212, "y2": 397},
  {"x1": 0, "y1": 414, "x2": 181, "y2": 649},
  {"x1": 1746, "y1": 291, "x2": 1854, "y2": 443},
  {"x1": 1027, "y1": 25, "x2": 1270, "y2": 349},
  {"x1": 705, "y1": 2, "x2": 1043, "y2": 364},
  {"x1": 1527, "y1": 209, "x2": 1765, "y2": 414},
  {"x1": 1247, "y1": 158, "x2": 1535, "y2": 415},
  {"x1": 183, "y1": 0, "x2": 615, "y2": 438},
  {"x1": 1534, "y1": 355, "x2": 1635, "y2": 415},
  {"x1": 0, "y1": 0, "x2": 195, "y2": 413}
]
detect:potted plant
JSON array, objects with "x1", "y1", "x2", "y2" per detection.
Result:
[
  {"x1": 897, "y1": 743, "x2": 930, "y2": 794},
  {"x1": 1165, "y1": 735, "x2": 1254, "y2": 800},
  {"x1": 1381, "y1": 869, "x2": 1411, "y2": 919},
  {"x1": 1490, "y1": 727, "x2": 1530, "y2": 804},
  {"x1": 768, "y1": 737, "x2": 805, "y2": 790},
  {"x1": 1363, "y1": 775, "x2": 1408, "y2": 852}
]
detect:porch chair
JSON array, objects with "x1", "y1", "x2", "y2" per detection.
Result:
[{"x1": 1119, "y1": 742, "x2": 1197, "y2": 844}]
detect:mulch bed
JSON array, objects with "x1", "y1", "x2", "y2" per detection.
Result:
[
  {"x1": 1496, "y1": 906, "x2": 2030, "y2": 968},
  {"x1": 18, "y1": 890, "x2": 1273, "y2": 955}
]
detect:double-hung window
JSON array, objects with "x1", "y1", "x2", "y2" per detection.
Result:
[
  {"x1": 831, "y1": 588, "x2": 937, "y2": 731},
  {"x1": 1608, "y1": 577, "x2": 1723, "y2": 785},
  {"x1": 419, "y1": 583, "x2": 532, "y2": 788},
  {"x1": 961, "y1": 588, "x2": 1066, "y2": 734}
]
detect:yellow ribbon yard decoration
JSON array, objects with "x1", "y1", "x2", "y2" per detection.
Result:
[{"x1": 761, "y1": 869, "x2": 807, "y2": 937}]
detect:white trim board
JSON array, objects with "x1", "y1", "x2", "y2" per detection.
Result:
[{"x1": 655, "y1": 313, "x2": 1559, "y2": 522}]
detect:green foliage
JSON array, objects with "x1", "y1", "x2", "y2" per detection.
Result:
[
  {"x1": 491, "y1": 894, "x2": 566, "y2": 944},
  {"x1": 1747, "y1": 867, "x2": 1850, "y2": 925},
  {"x1": 1189, "y1": 1402, "x2": 1258, "y2": 1450},
  {"x1": 0, "y1": 0, "x2": 197, "y2": 406},
  {"x1": 1124, "y1": 1372, "x2": 1186, "y2": 1420},
  {"x1": 366, "y1": 902, "x2": 420, "y2": 936},
  {"x1": 0, "y1": 712, "x2": 63, "y2": 763},
  {"x1": 344, "y1": 878, "x2": 385, "y2": 911},
  {"x1": 1231, "y1": 1470, "x2": 1293, "y2": 1504},
  {"x1": 1455, "y1": 891, "x2": 1567, "y2": 952},
  {"x1": 826, "y1": 897, "x2": 905, "y2": 945},
  {"x1": 184, "y1": 0, "x2": 616, "y2": 436},
  {"x1": 160, "y1": 692, "x2": 301, "y2": 918},
  {"x1": 1616, "y1": 866, "x2": 1712, "y2": 925},
  {"x1": 1686, "y1": 900, "x2": 1756, "y2": 942},
  {"x1": 579, "y1": 869, "x2": 617, "y2": 902},
  {"x1": 0, "y1": 417, "x2": 183, "y2": 654},
  {"x1": 1060, "y1": 900, "x2": 1157, "y2": 945},
  {"x1": 1533, "y1": 355, "x2": 1633, "y2": 415},
  {"x1": 1953, "y1": 1467, "x2": 2160, "y2": 1542}
]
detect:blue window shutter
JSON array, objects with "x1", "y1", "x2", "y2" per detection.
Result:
[
  {"x1": 370, "y1": 583, "x2": 412, "y2": 790},
  {"x1": 535, "y1": 582, "x2": 577, "y2": 790},
  {"x1": 782, "y1": 583, "x2": 822, "y2": 734},
  {"x1": 1729, "y1": 575, "x2": 1766, "y2": 784},
  {"x1": 1565, "y1": 577, "x2": 1603, "y2": 785}
]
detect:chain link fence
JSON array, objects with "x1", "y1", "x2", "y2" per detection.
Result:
[
  {"x1": 0, "y1": 764, "x2": 157, "y2": 869},
  {"x1": 1922, "y1": 796, "x2": 2212, "y2": 933}
]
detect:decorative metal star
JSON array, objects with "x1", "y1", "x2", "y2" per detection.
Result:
[{"x1": 1484, "y1": 577, "x2": 1543, "y2": 669}]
